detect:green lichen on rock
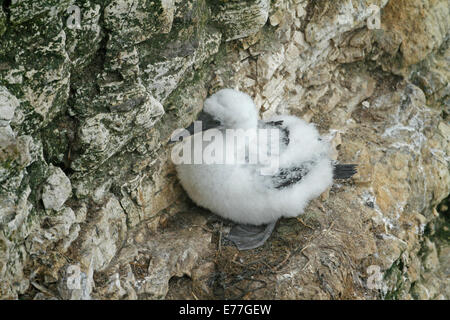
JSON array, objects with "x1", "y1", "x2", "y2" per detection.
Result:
[
  {"x1": 0, "y1": 13, "x2": 71, "y2": 135},
  {"x1": 0, "y1": 7, "x2": 6, "y2": 38},
  {"x1": 137, "y1": 0, "x2": 221, "y2": 101},
  {"x1": 433, "y1": 198, "x2": 450, "y2": 244},
  {"x1": 9, "y1": 0, "x2": 73, "y2": 25},
  {"x1": 40, "y1": 116, "x2": 71, "y2": 167},
  {"x1": 383, "y1": 257, "x2": 408, "y2": 300},
  {"x1": 64, "y1": 0, "x2": 102, "y2": 70},
  {"x1": 104, "y1": 0, "x2": 175, "y2": 49}
]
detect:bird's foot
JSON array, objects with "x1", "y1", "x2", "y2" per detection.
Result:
[{"x1": 225, "y1": 221, "x2": 277, "y2": 250}]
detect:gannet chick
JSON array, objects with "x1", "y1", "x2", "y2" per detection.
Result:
[{"x1": 173, "y1": 88, "x2": 357, "y2": 250}]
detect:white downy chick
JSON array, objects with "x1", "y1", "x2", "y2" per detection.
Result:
[{"x1": 174, "y1": 89, "x2": 356, "y2": 250}]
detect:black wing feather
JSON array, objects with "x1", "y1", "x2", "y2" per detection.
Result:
[
  {"x1": 272, "y1": 162, "x2": 315, "y2": 189},
  {"x1": 274, "y1": 163, "x2": 357, "y2": 189},
  {"x1": 333, "y1": 164, "x2": 357, "y2": 179},
  {"x1": 264, "y1": 120, "x2": 357, "y2": 188}
]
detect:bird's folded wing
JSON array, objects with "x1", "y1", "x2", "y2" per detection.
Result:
[{"x1": 271, "y1": 163, "x2": 314, "y2": 189}]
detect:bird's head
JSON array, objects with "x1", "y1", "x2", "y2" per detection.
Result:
[
  {"x1": 171, "y1": 89, "x2": 259, "y2": 143},
  {"x1": 202, "y1": 88, "x2": 258, "y2": 129}
]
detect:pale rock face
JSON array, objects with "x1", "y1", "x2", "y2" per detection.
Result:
[
  {"x1": 0, "y1": 86, "x2": 20, "y2": 127},
  {"x1": 257, "y1": 47, "x2": 286, "y2": 83},
  {"x1": 0, "y1": 0, "x2": 448, "y2": 300},
  {"x1": 105, "y1": 0, "x2": 175, "y2": 48},
  {"x1": 304, "y1": 0, "x2": 389, "y2": 45},
  {"x1": 42, "y1": 166, "x2": 72, "y2": 211},
  {"x1": 212, "y1": 0, "x2": 271, "y2": 41},
  {"x1": 57, "y1": 264, "x2": 94, "y2": 300},
  {"x1": 77, "y1": 196, "x2": 127, "y2": 272},
  {"x1": 70, "y1": 84, "x2": 165, "y2": 172}
]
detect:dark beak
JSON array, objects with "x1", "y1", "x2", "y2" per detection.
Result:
[
  {"x1": 185, "y1": 111, "x2": 221, "y2": 135},
  {"x1": 168, "y1": 111, "x2": 221, "y2": 144}
]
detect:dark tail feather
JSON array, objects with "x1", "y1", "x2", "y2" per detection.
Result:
[{"x1": 333, "y1": 164, "x2": 357, "y2": 179}]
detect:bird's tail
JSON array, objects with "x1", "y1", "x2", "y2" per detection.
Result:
[{"x1": 333, "y1": 164, "x2": 357, "y2": 179}]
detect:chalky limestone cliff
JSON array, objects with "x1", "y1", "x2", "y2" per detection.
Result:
[{"x1": 0, "y1": 0, "x2": 449, "y2": 299}]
